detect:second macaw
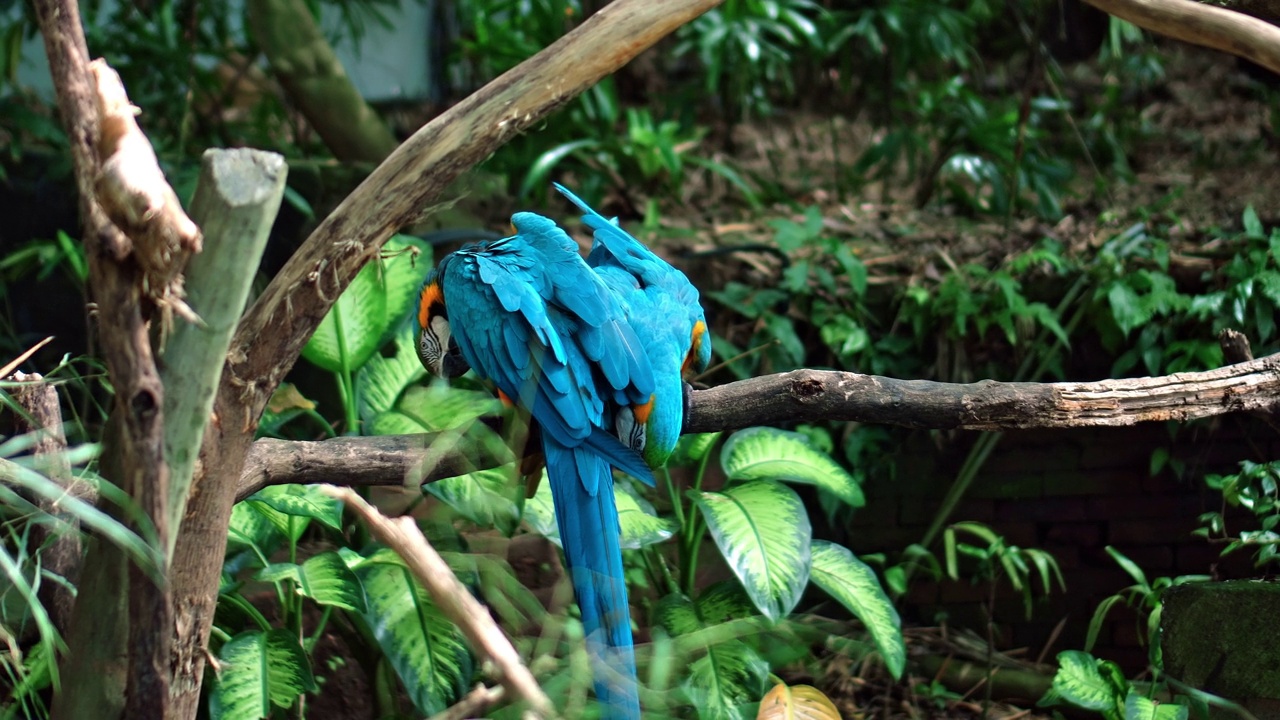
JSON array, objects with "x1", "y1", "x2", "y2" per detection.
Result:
[
  {"x1": 553, "y1": 183, "x2": 712, "y2": 467},
  {"x1": 416, "y1": 212, "x2": 654, "y2": 719}
]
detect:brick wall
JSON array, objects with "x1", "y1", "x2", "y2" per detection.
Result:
[{"x1": 838, "y1": 418, "x2": 1270, "y2": 672}]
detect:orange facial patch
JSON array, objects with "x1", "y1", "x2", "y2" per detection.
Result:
[
  {"x1": 633, "y1": 395, "x2": 655, "y2": 424},
  {"x1": 682, "y1": 320, "x2": 707, "y2": 376},
  {"x1": 418, "y1": 282, "x2": 443, "y2": 328}
]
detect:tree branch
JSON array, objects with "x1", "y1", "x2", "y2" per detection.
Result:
[
  {"x1": 238, "y1": 351, "x2": 1280, "y2": 493},
  {"x1": 34, "y1": 2, "x2": 173, "y2": 717},
  {"x1": 1082, "y1": 0, "x2": 1280, "y2": 75},
  {"x1": 684, "y1": 353, "x2": 1280, "y2": 432},
  {"x1": 235, "y1": 433, "x2": 510, "y2": 501}
]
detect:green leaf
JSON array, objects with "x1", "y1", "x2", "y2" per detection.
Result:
[
  {"x1": 668, "y1": 432, "x2": 721, "y2": 468},
  {"x1": 1243, "y1": 205, "x2": 1264, "y2": 240},
  {"x1": 520, "y1": 139, "x2": 602, "y2": 197},
  {"x1": 209, "y1": 629, "x2": 317, "y2": 719},
  {"x1": 227, "y1": 499, "x2": 287, "y2": 555},
  {"x1": 301, "y1": 255, "x2": 389, "y2": 373},
  {"x1": 257, "y1": 551, "x2": 367, "y2": 612},
  {"x1": 356, "y1": 550, "x2": 472, "y2": 714},
  {"x1": 522, "y1": 478, "x2": 559, "y2": 542},
  {"x1": 357, "y1": 321, "x2": 427, "y2": 424},
  {"x1": 380, "y1": 235, "x2": 432, "y2": 334},
  {"x1": 398, "y1": 384, "x2": 503, "y2": 432},
  {"x1": 616, "y1": 484, "x2": 677, "y2": 549},
  {"x1": 1049, "y1": 650, "x2": 1117, "y2": 712},
  {"x1": 1108, "y1": 283, "x2": 1147, "y2": 335},
  {"x1": 653, "y1": 587, "x2": 768, "y2": 720},
  {"x1": 692, "y1": 480, "x2": 811, "y2": 622},
  {"x1": 426, "y1": 467, "x2": 522, "y2": 536},
  {"x1": 809, "y1": 541, "x2": 905, "y2": 679},
  {"x1": 685, "y1": 639, "x2": 769, "y2": 720},
  {"x1": 1125, "y1": 689, "x2": 1188, "y2": 720},
  {"x1": 521, "y1": 478, "x2": 672, "y2": 549},
  {"x1": 721, "y1": 427, "x2": 863, "y2": 508},
  {"x1": 249, "y1": 484, "x2": 343, "y2": 532}
]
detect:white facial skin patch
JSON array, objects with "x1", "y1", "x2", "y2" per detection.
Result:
[
  {"x1": 419, "y1": 316, "x2": 453, "y2": 376},
  {"x1": 615, "y1": 407, "x2": 646, "y2": 453}
]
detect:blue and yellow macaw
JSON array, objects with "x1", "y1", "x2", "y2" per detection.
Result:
[
  {"x1": 415, "y1": 211, "x2": 656, "y2": 719},
  {"x1": 553, "y1": 183, "x2": 712, "y2": 467}
]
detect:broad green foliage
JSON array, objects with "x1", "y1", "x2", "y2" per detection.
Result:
[
  {"x1": 1199, "y1": 459, "x2": 1280, "y2": 568},
  {"x1": 301, "y1": 235, "x2": 430, "y2": 431},
  {"x1": 256, "y1": 551, "x2": 367, "y2": 613},
  {"x1": 248, "y1": 484, "x2": 344, "y2": 535},
  {"x1": 809, "y1": 541, "x2": 904, "y2": 678},
  {"x1": 306, "y1": 234, "x2": 429, "y2": 370},
  {"x1": 720, "y1": 427, "x2": 863, "y2": 507},
  {"x1": 209, "y1": 629, "x2": 317, "y2": 720},
  {"x1": 426, "y1": 468, "x2": 523, "y2": 537},
  {"x1": 655, "y1": 585, "x2": 770, "y2": 720},
  {"x1": 693, "y1": 480, "x2": 811, "y2": 622},
  {"x1": 1040, "y1": 650, "x2": 1190, "y2": 720},
  {"x1": 522, "y1": 477, "x2": 673, "y2": 550},
  {"x1": 355, "y1": 550, "x2": 473, "y2": 714}
]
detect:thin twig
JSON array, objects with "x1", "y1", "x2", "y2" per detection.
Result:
[{"x1": 324, "y1": 486, "x2": 555, "y2": 719}]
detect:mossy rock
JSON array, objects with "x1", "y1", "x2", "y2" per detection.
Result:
[{"x1": 1161, "y1": 580, "x2": 1280, "y2": 715}]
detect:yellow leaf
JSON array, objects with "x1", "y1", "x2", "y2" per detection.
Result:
[
  {"x1": 757, "y1": 683, "x2": 842, "y2": 720},
  {"x1": 267, "y1": 383, "x2": 316, "y2": 413}
]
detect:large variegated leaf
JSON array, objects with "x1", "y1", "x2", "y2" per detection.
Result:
[
  {"x1": 356, "y1": 550, "x2": 471, "y2": 714},
  {"x1": 686, "y1": 640, "x2": 769, "y2": 720},
  {"x1": 426, "y1": 467, "x2": 522, "y2": 536},
  {"x1": 654, "y1": 588, "x2": 768, "y2": 720},
  {"x1": 654, "y1": 583, "x2": 757, "y2": 637},
  {"x1": 208, "y1": 629, "x2": 316, "y2": 719},
  {"x1": 256, "y1": 551, "x2": 367, "y2": 612},
  {"x1": 668, "y1": 432, "x2": 722, "y2": 468},
  {"x1": 523, "y1": 477, "x2": 669, "y2": 549},
  {"x1": 250, "y1": 484, "x2": 343, "y2": 534},
  {"x1": 809, "y1": 541, "x2": 905, "y2": 678},
  {"x1": 1050, "y1": 650, "x2": 1115, "y2": 712},
  {"x1": 720, "y1": 427, "x2": 863, "y2": 508},
  {"x1": 693, "y1": 480, "x2": 811, "y2": 622},
  {"x1": 757, "y1": 683, "x2": 842, "y2": 720},
  {"x1": 379, "y1": 234, "x2": 433, "y2": 334},
  {"x1": 301, "y1": 255, "x2": 387, "y2": 375},
  {"x1": 300, "y1": 234, "x2": 428, "y2": 375},
  {"x1": 1125, "y1": 689, "x2": 1188, "y2": 720},
  {"x1": 616, "y1": 483, "x2": 676, "y2": 549},
  {"x1": 227, "y1": 500, "x2": 286, "y2": 555},
  {"x1": 357, "y1": 321, "x2": 426, "y2": 424},
  {"x1": 398, "y1": 384, "x2": 503, "y2": 432}
]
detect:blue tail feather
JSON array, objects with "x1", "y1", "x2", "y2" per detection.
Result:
[{"x1": 544, "y1": 439, "x2": 640, "y2": 720}]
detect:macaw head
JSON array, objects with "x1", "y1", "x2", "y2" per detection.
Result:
[{"x1": 415, "y1": 271, "x2": 470, "y2": 378}]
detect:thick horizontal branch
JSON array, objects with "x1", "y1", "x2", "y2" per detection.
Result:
[
  {"x1": 240, "y1": 352, "x2": 1280, "y2": 493},
  {"x1": 684, "y1": 352, "x2": 1280, "y2": 433},
  {"x1": 236, "y1": 433, "x2": 509, "y2": 501}
]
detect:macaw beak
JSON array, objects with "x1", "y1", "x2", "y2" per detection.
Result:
[
  {"x1": 418, "y1": 314, "x2": 470, "y2": 378},
  {"x1": 439, "y1": 339, "x2": 470, "y2": 378}
]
